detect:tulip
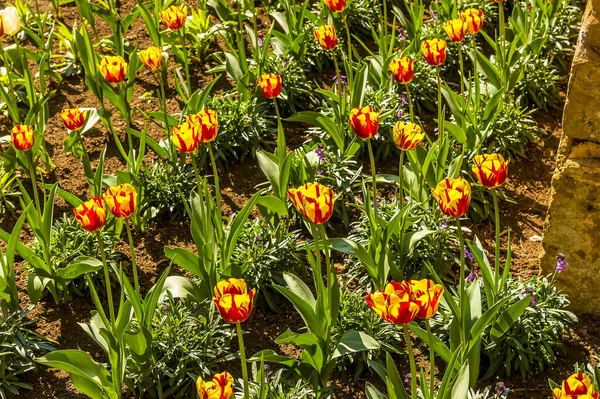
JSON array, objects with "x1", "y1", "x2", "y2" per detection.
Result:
[
  {"x1": 73, "y1": 197, "x2": 107, "y2": 233},
  {"x1": 0, "y1": 7, "x2": 20, "y2": 36},
  {"x1": 213, "y1": 279, "x2": 255, "y2": 323},
  {"x1": 552, "y1": 374, "x2": 598, "y2": 399},
  {"x1": 365, "y1": 281, "x2": 419, "y2": 325},
  {"x1": 421, "y1": 38, "x2": 447, "y2": 66},
  {"x1": 103, "y1": 184, "x2": 137, "y2": 218},
  {"x1": 472, "y1": 153, "x2": 509, "y2": 188},
  {"x1": 461, "y1": 9, "x2": 484, "y2": 35},
  {"x1": 99, "y1": 56, "x2": 128, "y2": 83},
  {"x1": 197, "y1": 371, "x2": 234, "y2": 399},
  {"x1": 288, "y1": 182, "x2": 335, "y2": 225},
  {"x1": 443, "y1": 18, "x2": 467, "y2": 43},
  {"x1": 172, "y1": 122, "x2": 200, "y2": 153},
  {"x1": 314, "y1": 25, "x2": 338, "y2": 50},
  {"x1": 60, "y1": 108, "x2": 86, "y2": 131},
  {"x1": 11, "y1": 125, "x2": 34, "y2": 151},
  {"x1": 408, "y1": 279, "x2": 444, "y2": 319},
  {"x1": 257, "y1": 73, "x2": 282, "y2": 99},
  {"x1": 139, "y1": 46, "x2": 163, "y2": 72},
  {"x1": 159, "y1": 5, "x2": 187, "y2": 30},
  {"x1": 349, "y1": 106, "x2": 380, "y2": 140},
  {"x1": 431, "y1": 177, "x2": 471, "y2": 218},
  {"x1": 389, "y1": 57, "x2": 414, "y2": 85},
  {"x1": 392, "y1": 122, "x2": 424, "y2": 151},
  {"x1": 187, "y1": 110, "x2": 219, "y2": 143},
  {"x1": 324, "y1": 0, "x2": 346, "y2": 12}
]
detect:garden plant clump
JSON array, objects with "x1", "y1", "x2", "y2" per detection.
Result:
[{"x1": 0, "y1": 0, "x2": 594, "y2": 397}]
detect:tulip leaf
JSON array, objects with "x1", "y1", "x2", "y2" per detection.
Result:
[
  {"x1": 450, "y1": 361, "x2": 470, "y2": 399},
  {"x1": 331, "y1": 330, "x2": 380, "y2": 360},
  {"x1": 282, "y1": 272, "x2": 315, "y2": 309},
  {"x1": 490, "y1": 295, "x2": 531, "y2": 339},
  {"x1": 365, "y1": 383, "x2": 387, "y2": 399},
  {"x1": 57, "y1": 256, "x2": 103, "y2": 281},
  {"x1": 274, "y1": 284, "x2": 324, "y2": 339}
]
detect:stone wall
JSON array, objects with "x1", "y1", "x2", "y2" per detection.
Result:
[{"x1": 541, "y1": 0, "x2": 600, "y2": 314}]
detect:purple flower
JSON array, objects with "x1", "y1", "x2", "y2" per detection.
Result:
[
  {"x1": 523, "y1": 287, "x2": 537, "y2": 306},
  {"x1": 398, "y1": 29, "x2": 408, "y2": 41},
  {"x1": 439, "y1": 218, "x2": 449, "y2": 230},
  {"x1": 494, "y1": 382, "x2": 510, "y2": 395},
  {"x1": 464, "y1": 248, "x2": 475, "y2": 262},
  {"x1": 432, "y1": 11, "x2": 438, "y2": 19},
  {"x1": 317, "y1": 169, "x2": 323, "y2": 175},
  {"x1": 397, "y1": 109, "x2": 403, "y2": 118},
  {"x1": 434, "y1": 127, "x2": 439, "y2": 136},
  {"x1": 257, "y1": 37, "x2": 264, "y2": 48},
  {"x1": 401, "y1": 93, "x2": 409, "y2": 106},
  {"x1": 466, "y1": 272, "x2": 476, "y2": 282},
  {"x1": 531, "y1": 294, "x2": 537, "y2": 307},
  {"x1": 332, "y1": 74, "x2": 348, "y2": 86},
  {"x1": 404, "y1": 373, "x2": 411, "y2": 384},
  {"x1": 556, "y1": 253, "x2": 568, "y2": 273},
  {"x1": 314, "y1": 146, "x2": 327, "y2": 163}
]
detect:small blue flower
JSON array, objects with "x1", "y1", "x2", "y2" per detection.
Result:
[{"x1": 464, "y1": 247, "x2": 475, "y2": 262}]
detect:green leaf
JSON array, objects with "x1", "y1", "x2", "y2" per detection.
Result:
[
  {"x1": 450, "y1": 361, "x2": 470, "y2": 399},
  {"x1": 490, "y1": 295, "x2": 531, "y2": 339},
  {"x1": 57, "y1": 256, "x2": 103, "y2": 280},
  {"x1": 282, "y1": 272, "x2": 315, "y2": 309},
  {"x1": 331, "y1": 330, "x2": 380, "y2": 359}
]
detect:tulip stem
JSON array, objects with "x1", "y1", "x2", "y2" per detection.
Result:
[
  {"x1": 236, "y1": 322, "x2": 250, "y2": 399},
  {"x1": 25, "y1": 150, "x2": 41, "y2": 216},
  {"x1": 118, "y1": 82, "x2": 133, "y2": 157},
  {"x1": 342, "y1": 13, "x2": 354, "y2": 89},
  {"x1": 397, "y1": 150, "x2": 404, "y2": 203},
  {"x1": 179, "y1": 27, "x2": 191, "y2": 100},
  {"x1": 125, "y1": 220, "x2": 140, "y2": 296},
  {"x1": 207, "y1": 143, "x2": 222, "y2": 225},
  {"x1": 405, "y1": 84, "x2": 414, "y2": 123},
  {"x1": 273, "y1": 99, "x2": 286, "y2": 166},
  {"x1": 458, "y1": 45, "x2": 465, "y2": 95},
  {"x1": 367, "y1": 140, "x2": 378, "y2": 219},
  {"x1": 403, "y1": 325, "x2": 418, "y2": 399},
  {"x1": 190, "y1": 154, "x2": 203, "y2": 199},
  {"x1": 96, "y1": 231, "x2": 115, "y2": 327},
  {"x1": 426, "y1": 319, "x2": 435, "y2": 398},
  {"x1": 435, "y1": 67, "x2": 443, "y2": 144},
  {"x1": 455, "y1": 218, "x2": 467, "y2": 345},
  {"x1": 310, "y1": 224, "x2": 324, "y2": 297},
  {"x1": 472, "y1": 37, "x2": 480, "y2": 133},
  {"x1": 498, "y1": 3, "x2": 506, "y2": 81},
  {"x1": 493, "y1": 190, "x2": 501, "y2": 291}
]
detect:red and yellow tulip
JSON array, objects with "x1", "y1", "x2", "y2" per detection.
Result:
[
  {"x1": 408, "y1": 279, "x2": 444, "y2": 319},
  {"x1": 365, "y1": 281, "x2": 420, "y2": 325},
  {"x1": 187, "y1": 109, "x2": 219, "y2": 143},
  {"x1": 196, "y1": 371, "x2": 234, "y2": 399},
  {"x1": 392, "y1": 122, "x2": 424, "y2": 151},
  {"x1": 288, "y1": 182, "x2": 335, "y2": 225},
  {"x1": 172, "y1": 121, "x2": 200, "y2": 153},
  {"x1": 461, "y1": 9, "x2": 484, "y2": 35},
  {"x1": 139, "y1": 46, "x2": 163, "y2": 72},
  {"x1": 431, "y1": 177, "x2": 471, "y2": 218},
  {"x1": 99, "y1": 56, "x2": 128, "y2": 83},
  {"x1": 421, "y1": 39, "x2": 447, "y2": 66},
  {"x1": 213, "y1": 279, "x2": 256, "y2": 323},
  {"x1": 257, "y1": 73, "x2": 282, "y2": 99},
  {"x1": 103, "y1": 184, "x2": 137, "y2": 219},
  {"x1": 443, "y1": 18, "x2": 467, "y2": 43},
  {"x1": 60, "y1": 108, "x2": 86, "y2": 131},
  {"x1": 314, "y1": 25, "x2": 338, "y2": 50},
  {"x1": 472, "y1": 153, "x2": 509, "y2": 188},
  {"x1": 324, "y1": 0, "x2": 346, "y2": 12},
  {"x1": 349, "y1": 106, "x2": 380, "y2": 140},
  {"x1": 389, "y1": 57, "x2": 415, "y2": 85},
  {"x1": 553, "y1": 373, "x2": 599, "y2": 399},
  {"x1": 160, "y1": 5, "x2": 187, "y2": 30},
  {"x1": 11, "y1": 125, "x2": 34, "y2": 151},
  {"x1": 73, "y1": 197, "x2": 107, "y2": 232}
]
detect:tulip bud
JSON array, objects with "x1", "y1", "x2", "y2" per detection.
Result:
[
  {"x1": 349, "y1": 106, "x2": 380, "y2": 140},
  {"x1": 431, "y1": 177, "x2": 471, "y2": 218},
  {"x1": 103, "y1": 184, "x2": 137, "y2": 218},
  {"x1": 461, "y1": 9, "x2": 484, "y2": 35},
  {"x1": 160, "y1": 5, "x2": 187, "y2": 30},
  {"x1": 365, "y1": 281, "x2": 420, "y2": 325},
  {"x1": 408, "y1": 279, "x2": 444, "y2": 319},
  {"x1": 389, "y1": 57, "x2": 415, "y2": 85},
  {"x1": 187, "y1": 109, "x2": 218, "y2": 143},
  {"x1": 73, "y1": 197, "x2": 107, "y2": 232},
  {"x1": 314, "y1": 25, "x2": 338, "y2": 50},
  {"x1": 443, "y1": 18, "x2": 467, "y2": 43},
  {"x1": 99, "y1": 56, "x2": 128, "y2": 83},
  {"x1": 324, "y1": 0, "x2": 346, "y2": 12},
  {"x1": 472, "y1": 153, "x2": 509, "y2": 188},
  {"x1": 139, "y1": 46, "x2": 163, "y2": 72},
  {"x1": 213, "y1": 279, "x2": 256, "y2": 323},
  {"x1": 257, "y1": 73, "x2": 282, "y2": 99},
  {"x1": 197, "y1": 371, "x2": 234, "y2": 399},
  {"x1": 61, "y1": 108, "x2": 86, "y2": 131},
  {"x1": 172, "y1": 121, "x2": 200, "y2": 153},
  {"x1": 0, "y1": 7, "x2": 21, "y2": 36},
  {"x1": 288, "y1": 182, "x2": 335, "y2": 225},
  {"x1": 11, "y1": 125, "x2": 34, "y2": 151},
  {"x1": 393, "y1": 122, "x2": 424, "y2": 151},
  {"x1": 421, "y1": 39, "x2": 447, "y2": 66}
]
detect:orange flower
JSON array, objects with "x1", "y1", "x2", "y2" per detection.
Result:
[
  {"x1": 73, "y1": 197, "x2": 107, "y2": 232},
  {"x1": 408, "y1": 279, "x2": 444, "y2": 319},
  {"x1": 461, "y1": 9, "x2": 484, "y2": 35},
  {"x1": 10, "y1": 124, "x2": 34, "y2": 151},
  {"x1": 60, "y1": 108, "x2": 86, "y2": 131},
  {"x1": 172, "y1": 121, "x2": 200, "y2": 153},
  {"x1": 257, "y1": 73, "x2": 282, "y2": 99},
  {"x1": 349, "y1": 106, "x2": 380, "y2": 139},
  {"x1": 99, "y1": 56, "x2": 128, "y2": 83},
  {"x1": 324, "y1": 0, "x2": 346, "y2": 12},
  {"x1": 197, "y1": 371, "x2": 234, "y2": 399},
  {"x1": 389, "y1": 57, "x2": 415, "y2": 84},
  {"x1": 443, "y1": 18, "x2": 467, "y2": 43},
  {"x1": 314, "y1": 25, "x2": 338, "y2": 50},
  {"x1": 392, "y1": 122, "x2": 424, "y2": 151},
  {"x1": 421, "y1": 39, "x2": 447, "y2": 66},
  {"x1": 431, "y1": 177, "x2": 471, "y2": 218},
  {"x1": 552, "y1": 373, "x2": 598, "y2": 399},
  {"x1": 288, "y1": 182, "x2": 335, "y2": 225},
  {"x1": 472, "y1": 154, "x2": 509, "y2": 188},
  {"x1": 187, "y1": 109, "x2": 218, "y2": 143},
  {"x1": 103, "y1": 184, "x2": 137, "y2": 218},
  {"x1": 160, "y1": 5, "x2": 187, "y2": 30},
  {"x1": 366, "y1": 281, "x2": 420, "y2": 325},
  {"x1": 139, "y1": 46, "x2": 163, "y2": 72},
  {"x1": 213, "y1": 279, "x2": 256, "y2": 323}
]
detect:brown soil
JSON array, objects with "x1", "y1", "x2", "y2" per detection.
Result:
[{"x1": 1, "y1": 1, "x2": 598, "y2": 398}]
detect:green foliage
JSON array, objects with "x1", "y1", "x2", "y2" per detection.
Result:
[
  {"x1": 0, "y1": 161, "x2": 20, "y2": 215},
  {"x1": 0, "y1": 307, "x2": 54, "y2": 399},
  {"x1": 128, "y1": 297, "x2": 235, "y2": 398},
  {"x1": 245, "y1": 362, "x2": 315, "y2": 399},
  {"x1": 515, "y1": 56, "x2": 562, "y2": 110}
]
